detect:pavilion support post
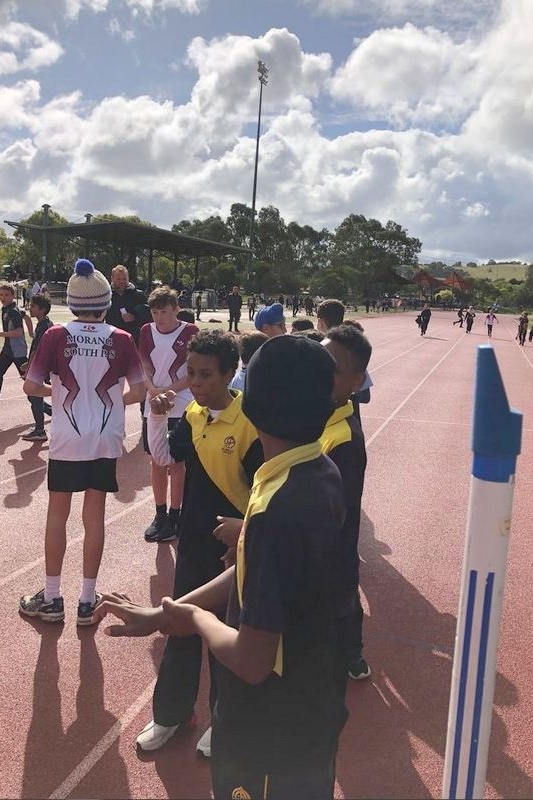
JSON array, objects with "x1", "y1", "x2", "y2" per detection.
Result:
[
  {"x1": 173, "y1": 254, "x2": 178, "y2": 284},
  {"x1": 194, "y1": 256, "x2": 199, "y2": 287},
  {"x1": 148, "y1": 249, "x2": 154, "y2": 287}
]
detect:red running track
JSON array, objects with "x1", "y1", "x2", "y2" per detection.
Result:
[{"x1": 0, "y1": 309, "x2": 532, "y2": 799}]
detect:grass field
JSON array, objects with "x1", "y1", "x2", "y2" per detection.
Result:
[{"x1": 461, "y1": 262, "x2": 528, "y2": 281}]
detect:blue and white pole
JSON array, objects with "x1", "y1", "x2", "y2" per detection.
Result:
[{"x1": 443, "y1": 346, "x2": 522, "y2": 800}]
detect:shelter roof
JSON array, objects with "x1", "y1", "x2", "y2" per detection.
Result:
[
  {"x1": 411, "y1": 269, "x2": 446, "y2": 289},
  {"x1": 4, "y1": 219, "x2": 250, "y2": 258},
  {"x1": 442, "y1": 270, "x2": 470, "y2": 291}
]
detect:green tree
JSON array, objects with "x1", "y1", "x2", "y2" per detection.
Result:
[
  {"x1": 330, "y1": 214, "x2": 421, "y2": 294},
  {"x1": 309, "y1": 267, "x2": 353, "y2": 299},
  {"x1": 286, "y1": 222, "x2": 330, "y2": 276},
  {"x1": 0, "y1": 229, "x2": 20, "y2": 271}
]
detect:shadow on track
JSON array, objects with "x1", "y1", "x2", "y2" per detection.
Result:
[
  {"x1": 4, "y1": 447, "x2": 47, "y2": 508},
  {"x1": 115, "y1": 435, "x2": 151, "y2": 504},
  {"x1": 335, "y1": 512, "x2": 533, "y2": 799},
  {"x1": 22, "y1": 625, "x2": 130, "y2": 799}
]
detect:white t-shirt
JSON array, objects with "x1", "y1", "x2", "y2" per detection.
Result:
[
  {"x1": 138, "y1": 321, "x2": 198, "y2": 418},
  {"x1": 27, "y1": 321, "x2": 144, "y2": 461}
]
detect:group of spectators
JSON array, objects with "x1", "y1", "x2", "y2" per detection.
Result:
[{"x1": 3, "y1": 257, "x2": 378, "y2": 798}]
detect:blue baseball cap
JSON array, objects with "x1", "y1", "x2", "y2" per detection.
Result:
[{"x1": 254, "y1": 302, "x2": 285, "y2": 331}]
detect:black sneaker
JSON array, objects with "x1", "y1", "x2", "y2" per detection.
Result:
[
  {"x1": 20, "y1": 589, "x2": 64, "y2": 622},
  {"x1": 21, "y1": 429, "x2": 48, "y2": 442},
  {"x1": 155, "y1": 512, "x2": 178, "y2": 543},
  {"x1": 144, "y1": 512, "x2": 169, "y2": 542},
  {"x1": 348, "y1": 657, "x2": 371, "y2": 681},
  {"x1": 77, "y1": 592, "x2": 102, "y2": 626}
]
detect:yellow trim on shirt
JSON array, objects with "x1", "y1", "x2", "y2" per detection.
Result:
[
  {"x1": 319, "y1": 400, "x2": 353, "y2": 455},
  {"x1": 185, "y1": 391, "x2": 258, "y2": 515},
  {"x1": 236, "y1": 441, "x2": 322, "y2": 677}
]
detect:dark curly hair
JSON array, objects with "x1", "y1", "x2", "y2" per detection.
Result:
[{"x1": 187, "y1": 329, "x2": 239, "y2": 374}]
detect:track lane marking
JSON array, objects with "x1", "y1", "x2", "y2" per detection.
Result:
[
  {"x1": 0, "y1": 494, "x2": 153, "y2": 590},
  {"x1": 366, "y1": 334, "x2": 464, "y2": 448},
  {"x1": 48, "y1": 680, "x2": 157, "y2": 800}
]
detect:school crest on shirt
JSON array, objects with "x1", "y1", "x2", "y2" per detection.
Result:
[
  {"x1": 231, "y1": 788, "x2": 251, "y2": 800},
  {"x1": 222, "y1": 435, "x2": 236, "y2": 455}
]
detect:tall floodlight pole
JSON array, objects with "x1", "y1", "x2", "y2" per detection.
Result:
[{"x1": 248, "y1": 60, "x2": 268, "y2": 282}]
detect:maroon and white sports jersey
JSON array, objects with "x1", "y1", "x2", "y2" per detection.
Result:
[
  {"x1": 27, "y1": 321, "x2": 144, "y2": 461},
  {"x1": 138, "y1": 321, "x2": 198, "y2": 418}
]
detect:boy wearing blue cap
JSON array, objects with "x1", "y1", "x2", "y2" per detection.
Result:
[{"x1": 254, "y1": 302, "x2": 287, "y2": 338}]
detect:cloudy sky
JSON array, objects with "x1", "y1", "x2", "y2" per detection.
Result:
[{"x1": 0, "y1": 0, "x2": 531, "y2": 263}]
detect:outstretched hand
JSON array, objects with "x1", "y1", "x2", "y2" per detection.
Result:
[{"x1": 93, "y1": 592, "x2": 164, "y2": 637}]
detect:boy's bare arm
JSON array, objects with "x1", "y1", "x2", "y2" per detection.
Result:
[
  {"x1": 23, "y1": 378, "x2": 51, "y2": 397},
  {"x1": 0, "y1": 327, "x2": 25, "y2": 339},
  {"x1": 123, "y1": 380, "x2": 147, "y2": 405},
  {"x1": 161, "y1": 602, "x2": 279, "y2": 685},
  {"x1": 94, "y1": 568, "x2": 235, "y2": 631}
]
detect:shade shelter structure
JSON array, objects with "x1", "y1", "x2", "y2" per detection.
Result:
[
  {"x1": 4, "y1": 217, "x2": 250, "y2": 284},
  {"x1": 442, "y1": 270, "x2": 470, "y2": 292}
]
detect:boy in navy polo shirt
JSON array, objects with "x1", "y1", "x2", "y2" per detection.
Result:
[
  {"x1": 95, "y1": 335, "x2": 347, "y2": 799},
  {"x1": 0, "y1": 281, "x2": 28, "y2": 394},
  {"x1": 320, "y1": 323, "x2": 372, "y2": 683}
]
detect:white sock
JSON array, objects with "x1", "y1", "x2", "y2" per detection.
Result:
[
  {"x1": 80, "y1": 578, "x2": 97, "y2": 604},
  {"x1": 44, "y1": 575, "x2": 61, "y2": 602}
]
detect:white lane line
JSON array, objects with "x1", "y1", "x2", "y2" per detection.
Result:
[
  {"x1": 0, "y1": 493, "x2": 152, "y2": 590},
  {"x1": 0, "y1": 430, "x2": 142, "y2": 488},
  {"x1": 364, "y1": 415, "x2": 471, "y2": 428},
  {"x1": 0, "y1": 464, "x2": 46, "y2": 487},
  {"x1": 366, "y1": 334, "x2": 464, "y2": 448},
  {"x1": 371, "y1": 323, "x2": 454, "y2": 373},
  {"x1": 49, "y1": 679, "x2": 156, "y2": 800},
  {"x1": 0, "y1": 393, "x2": 27, "y2": 401}
]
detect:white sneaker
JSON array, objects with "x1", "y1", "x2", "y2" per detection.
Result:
[
  {"x1": 196, "y1": 726, "x2": 212, "y2": 758},
  {"x1": 136, "y1": 720, "x2": 180, "y2": 751}
]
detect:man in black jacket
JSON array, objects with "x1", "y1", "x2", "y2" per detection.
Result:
[
  {"x1": 226, "y1": 286, "x2": 242, "y2": 333},
  {"x1": 106, "y1": 265, "x2": 149, "y2": 345}
]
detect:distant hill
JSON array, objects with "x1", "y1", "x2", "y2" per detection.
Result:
[{"x1": 461, "y1": 263, "x2": 528, "y2": 282}]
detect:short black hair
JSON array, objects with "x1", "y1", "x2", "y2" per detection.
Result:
[
  {"x1": 29, "y1": 293, "x2": 51, "y2": 315},
  {"x1": 316, "y1": 299, "x2": 345, "y2": 329},
  {"x1": 239, "y1": 331, "x2": 268, "y2": 365},
  {"x1": 291, "y1": 318, "x2": 314, "y2": 332},
  {"x1": 327, "y1": 323, "x2": 372, "y2": 372},
  {"x1": 292, "y1": 329, "x2": 325, "y2": 343},
  {"x1": 187, "y1": 329, "x2": 239, "y2": 374},
  {"x1": 177, "y1": 308, "x2": 195, "y2": 324}
]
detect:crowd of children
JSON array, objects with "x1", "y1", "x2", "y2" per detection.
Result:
[
  {"x1": 7, "y1": 260, "x2": 526, "y2": 798},
  {"x1": 3, "y1": 259, "x2": 373, "y2": 798}
]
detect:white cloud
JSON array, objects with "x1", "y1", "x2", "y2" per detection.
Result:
[
  {"x1": 2, "y1": 9, "x2": 533, "y2": 264},
  {"x1": 60, "y1": 0, "x2": 109, "y2": 18},
  {"x1": 108, "y1": 16, "x2": 135, "y2": 41},
  {"x1": 0, "y1": 22, "x2": 63, "y2": 76},
  {"x1": 301, "y1": 0, "x2": 500, "y2": 32},
  {"x1": 0, "y1": 80, "x2": 41, "y2": 129},
  {"x1": 329, "y1": 23, "x2": 481, "y2": 126},
  {"x1": 124, "y1": 0, "x2": 207, "y2": 11}
]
